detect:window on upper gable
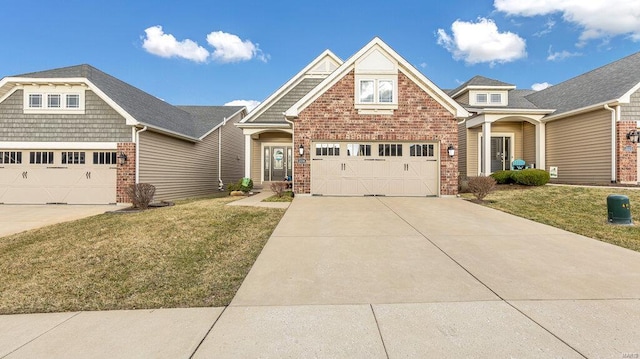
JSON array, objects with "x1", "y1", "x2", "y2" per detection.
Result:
[
  {"x1": 66, "y1": 94, "x2": 80, "y2": 108},
  {"x1": 490, "y1": 93, "x2": 502, "y2": 103},
  {"x1": 476, "y1": 94, "x2": 487, "y2": 104},
  {"x1": 48, "y1": 94, "x2": 61, "y2": 108},
  {"x1": 357, "y1": 79, "x2": 396, "y2": 105},
  {"x1": 29, "y1": 94, "x2": 42, "y2": 108},
  {"x1": 24, "y1": 89, "x2": 85, "y2": 113},
  {"x1": 359, "y1": 80, "x2": 375, "y2": 103}
]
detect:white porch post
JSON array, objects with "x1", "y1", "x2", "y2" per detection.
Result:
[
  {"x1": 536, "y1": 122, "x2": 546, "y2": 170},
  {"x1": 244, "y1": 134, "x2": 251, "y2": 178},
  {"x1": 482, "y1": 122, "x2": 492, "y2": 176}
]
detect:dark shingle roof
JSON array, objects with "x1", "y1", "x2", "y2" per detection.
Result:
[
  {"x1": 525, "y1": 51, "x2": 640, "y2": 115},
  {"x1": 449, "y1": 75, "x2": 514, "y2": 96},
  {"x1": 252, "y1": 77, "x2": 325, "y2": 123},
  {"x1": 14, "y1": 64, "x2": 232, "y2": 139},
  {"x1": 177, "y1": 106, "x2": 244, "y2": 137}
]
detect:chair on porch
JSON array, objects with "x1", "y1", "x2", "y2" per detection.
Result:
[{"x1": 511, "y1": 159, "x2": 526, "y2": 170}]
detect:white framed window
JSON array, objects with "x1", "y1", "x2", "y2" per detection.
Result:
[
  {"x1": 356, "y1": 79, "x2": 396, "y2": 105},
  {"x1": 378, "y1": 143, "x2": 403, "y2": 157},
  {"x1": 29, "y1": 151, "x2": 54, "y2": 164},
  {"x1": 61, "y1": 151, "x2": 85, "y2": 164},
  {"x1": 0, "y1": 151, "x2": 22, "y2": 164},
  {"x1": 359, "y1": 80, "x2": 375, "y2": 103},
  {"x1": 315, "y1": 143, "x2": 340, "y2": 156},
  {"x1": 476, "y1": 94, "x2": 487, "y2": 104},
  {"x1": 93, "y1": 151, "x2": 117, "y2": 165},
  {"x1": 29, "y1": 94, "x2": 42, "y2": 108},
  {"x1": 410, "y1": 144, "x2": 435, "y2": 157},
  {"x1": 347, "y1": 144, "x2": 371, "y2": 156},
  {"x1": 490, "y1": 93, "x2": 502, "y2": 103},
  {"x1": 66, "y1": 94, "x2": 80, "y2": 108},
  {"x1": 378, "y1": 80, "x2": 393, "y2": 103},
  {"x1": 48, "y1": 94, "x2": 61, "y2": 108}
]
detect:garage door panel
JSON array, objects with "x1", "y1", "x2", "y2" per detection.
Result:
[{"x1": 311, "y1": 142, "x2": 439, "y2": 197}]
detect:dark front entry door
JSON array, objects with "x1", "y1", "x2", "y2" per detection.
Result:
[{"x1": 264, "y1": 146, "x2": 292, "y2": 181}]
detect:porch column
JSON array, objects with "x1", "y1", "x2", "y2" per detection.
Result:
[
  {"x1": 244, "y1": 134, "x2": 251, "y2": 178},
  {"x1": 482, "y1": 121, "x2": 492, "y2": 176},
  {"x1": 536, "y1": 122, "x2": 546, "y2": 170}
]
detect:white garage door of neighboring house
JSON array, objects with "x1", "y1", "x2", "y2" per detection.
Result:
[
  {"x1": 0, "y1": 150, "x2": 117, "y2": 204},
  {"x1": 311, "y1": 142, "x2": 439, "y2": 196}
]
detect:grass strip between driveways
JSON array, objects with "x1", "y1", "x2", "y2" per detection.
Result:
[
  {"x1": 471, "y1": 185, "x2": 640, "y2": 252},
  {"x1": 0, "y1": 196, "x2": 285, "y2": 315}
]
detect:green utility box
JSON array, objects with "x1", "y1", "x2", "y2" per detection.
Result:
[
  {"x1": 241, "y1": 177, "x2": 251, "y2": 187},
  {"x1": 607, "y1": 194, "x2": 633, "y2": 225}
]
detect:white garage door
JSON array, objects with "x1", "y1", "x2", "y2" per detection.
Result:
[
  {"x1": 0, "y1": 150, "x2": 117, "y2": 204},
  {"x1": 311, "y1": 142, "x2": 439, "y2": 196}
]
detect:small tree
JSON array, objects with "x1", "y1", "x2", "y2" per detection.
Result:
[
  {"x1": 270, "y1": 181, "x2": 288, "y2": 198},
  {"x1": 126, "y1": 183, "x2": 156, "y2": 209},
  {"x1": 467, "y1": 176, "x2": 496, "y2": 201}
]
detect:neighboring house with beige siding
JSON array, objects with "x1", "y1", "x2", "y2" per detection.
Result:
[
  {"x1": 0, "y1": 65, "x2": 246, "y2": 204},
  {"x1": 455, "y1": 51, "x2": 640, "y2": 185}
]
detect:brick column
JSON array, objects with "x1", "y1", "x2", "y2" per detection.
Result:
[
  {"x1": 616, "y1": 122, "x2": 638, "y2": 184},
  {"x1": 116, "y1": 142, "x2": 136, "y2": 203}
]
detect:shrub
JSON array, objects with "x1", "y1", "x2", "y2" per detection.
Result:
[
  {"x1": 270, "y1": 181, "x2": 288, "y2": 198},
  {"x1": 467, "y1": 176, "x2": 496, "y2": 201},
  {"x1": 227, "y1": 178, "x2": 254, "y2": 193},
  {"x1": 126, "y1": 183, "x2": 156, "y2": 209},
  {"x1": 491, "y1": 170, "x2": 515, "y2": 184},
  {"x1": 511, "y1": 169, "x2": 550, "y2": 186}
]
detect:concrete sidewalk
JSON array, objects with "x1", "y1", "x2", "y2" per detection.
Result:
[{"x1": 2, "y1": 197, "x2": 639, "y2": 358}]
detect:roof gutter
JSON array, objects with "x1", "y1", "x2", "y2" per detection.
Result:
[
  {"x1": 604, "y1": 104, "x2": 618, "y2": 183},
  {"x1": 135, "y1": 126, "x2": 148, "y2": 184}
]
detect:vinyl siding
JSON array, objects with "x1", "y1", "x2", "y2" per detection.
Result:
[
  {"x1": 546, "y1": 109, "x2": 611, "y2": 184},
  {"x1": 455, "y1": 92, "x2": 469, "y2": 105},
  {"x1": 138, "y1": 130, "x2": 218, "y2": 201},
  {"x1": 458, "y1": 122, "x2": 467, "y2": 177},
  {"x1": 522, "y1": 122, "x2": 536, "y2": 165},
  {"x1": 0, "y1": 90, "x2": 131, "y2": 142},
  {"x1": 220, "y1": 112, "x2": 245, "y2": 185}
]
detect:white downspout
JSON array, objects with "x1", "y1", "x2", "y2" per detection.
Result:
[
  {"x1": 604, "y1": 104, "x2": 617, "y2": 183},
  {"x1": 218, "y1": 118, "x2": 226, "y2": 190},
  {"x1": 135, "y1": 126, "x2": 148, "y2": 184}
]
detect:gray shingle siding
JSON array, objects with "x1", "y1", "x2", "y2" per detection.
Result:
[
  {"x1": 621, "y1": 88, "x2": 640, "y2": 122},
  {"x1": 253, "y1": 78, "x2": 324, "y2": 123},
  {"x1": 0, "y1": 90, "x2": 130, "y2": 142}
]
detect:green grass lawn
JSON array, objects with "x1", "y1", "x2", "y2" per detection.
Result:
[
  {"x1": 467, "y1": 185, "x2": 640, "y2": 252},
  {"x1": 0, "y1": 196, "x2": 285, "y2": 314}
]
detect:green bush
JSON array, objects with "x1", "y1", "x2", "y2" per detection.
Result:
[
  {"x1": 491, "y1": 170, "x2": 515, "y2": 184},
  {"x1": 227, "y1": 178, "x2": 254, "y2": 193},
  {"x1": 511, "y1": 169, "x2": 550, "y2": 186}
]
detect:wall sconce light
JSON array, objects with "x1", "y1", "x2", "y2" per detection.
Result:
[
  {"x1": 447, "y1": 144, "x2": 455, "y2": 157},
  {"x1": 118, "y1": 152, "x2": 128, "y2": 165},
  {"x1": 298, "y1": 144, "x2": 304, "y2": 156},
  {"x1": 627, "y1": 129, "x2": 639, "y2": 144}
]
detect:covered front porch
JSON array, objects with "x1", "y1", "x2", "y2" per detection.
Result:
[
  {"x1": 463, "y1": 111, "x2": 550, "y2": 176},
  {"x1": 240, "y1": 127, "x2": 293, "y2": 188}
]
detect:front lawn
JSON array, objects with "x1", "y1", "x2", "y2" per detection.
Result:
[
  {"x1": 0, "y1": 196, "x2": 285, "y2": 314},
  {"x1": 469, "y1": 185, "x2": 640, "y2": 252}
]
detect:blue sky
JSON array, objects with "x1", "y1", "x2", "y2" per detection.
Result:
[{"x1": 2, "y1": 0, "x2": 639, "y2": 110}]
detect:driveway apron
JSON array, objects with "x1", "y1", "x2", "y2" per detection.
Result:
[{"x1": 195, "y1": 197, "x2": 640, "y2": 358}]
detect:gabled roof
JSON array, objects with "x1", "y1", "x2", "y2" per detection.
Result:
[
  {"x1": 525, "y1": 51, "x2": 640, "y2": 116},
  {"x1": 285, "y1": 37, "x2": 469, "y2": 119},
  {"x1": 239, "y1": 50, "x2": 343, "y2": 126},
  {"x1": 1, "y1": 64, "x2": 241, "y2": 141},
  {"x1": 449, "y1": 75, "x2": 515, "y2": 98}
]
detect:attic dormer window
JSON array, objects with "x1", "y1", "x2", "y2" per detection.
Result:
[
  {"x1": 476, "y1": 94, "x2": 487, "y2": 104},
  {"x1": 490, "y1": 94, "x2": 502, "y2": 103},
  {"x1": 23, "y1": 86, "x2": 86, "y2": 114}
]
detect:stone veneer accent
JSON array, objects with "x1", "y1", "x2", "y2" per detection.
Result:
[
  {"x1": 293, "y1": 70, "x2": 459, "y2": 195},
  {"x1": 616, "y1": 121, "x2": 638, "y2": 183},
  {"x1": 116, "y1": 142, "x2": 136, "y2": 203}
]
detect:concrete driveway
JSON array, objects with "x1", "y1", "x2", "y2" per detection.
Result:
[
  {"x1": 2, "y1": 197, "x2": 640, "y2": 358},
  {"x1": 0, "y1": 204, "x2": 117, "y2": 237},
  {"x1": 202, "y1": 197, "x2": 640, "y2": 358}
]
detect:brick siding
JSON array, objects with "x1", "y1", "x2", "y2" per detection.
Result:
[
  {"x1": 293, "y1": 70, "x2": 459, "y2": 195},
  {"x1": 116, "y1": 142, "x2": 136, "y2": 203},
  {"x1": 616, "y1": 121, "x2": 638, "y2": 183}
]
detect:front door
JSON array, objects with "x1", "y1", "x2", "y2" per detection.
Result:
[
  {"x1": 490, "y1": 136, "x2": 511, "y2": 172},
  {"x1": 264, "y1": 146, "x2": 292, "y2": 181}
]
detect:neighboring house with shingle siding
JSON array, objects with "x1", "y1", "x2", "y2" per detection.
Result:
[{"x1": 0, "y1": 65, "x2": 246, "y2": 204}]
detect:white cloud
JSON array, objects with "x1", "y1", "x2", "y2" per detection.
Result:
[
  {"x1": 206, "y1": 31, "x2": 269, "y2": 63},
  {"x1": 531, "y1": 82, "x2": 552, "y2": 91},
  {"x1": 436, "y1": 18, "x2": 527, "y2": 65},
  {"x1": 494, "y1": 0, "x2": 640, "y2": 45},
  {"x1": 142, "y1": 26, "x2": 209, "y2": 63},
  {"x1": 534, "y1": 19, "x2": 556, "y2": 37},
  {"x1": 224, "y1": 100, "x2": 261, "y2": 112},
  {"x1": 546, "y1": 48, "x2": 581, "y2": 61}
]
